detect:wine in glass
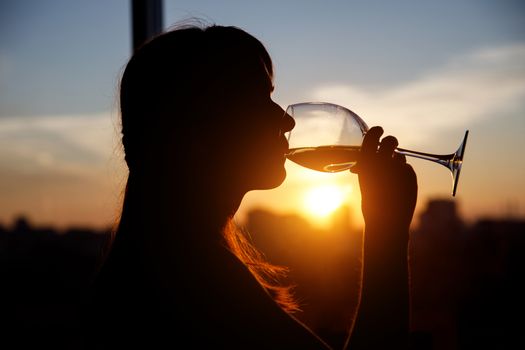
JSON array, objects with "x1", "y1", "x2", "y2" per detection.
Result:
[{"x1": 284, "y1": 102, "x2": 469, "y2": 196}]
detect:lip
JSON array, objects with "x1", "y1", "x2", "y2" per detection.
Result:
[{"x1": 280, "y1": 137, "x2": 290, "y2": 155}]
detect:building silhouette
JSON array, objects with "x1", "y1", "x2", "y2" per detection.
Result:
[
  {"x1": 2, "y1": 200, "x2": 524, "y2": 349},
  {"x1": 411, "y1": 199, "x2": 525, "y2": 349}
]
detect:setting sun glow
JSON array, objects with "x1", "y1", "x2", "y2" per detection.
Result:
[{"x1": 304, "y1": 185, "x2": 348, "y2": 218}]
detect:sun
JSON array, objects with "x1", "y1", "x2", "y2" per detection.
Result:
[{"x1": 304, "y1": 184, "x2": 347, "y2": 218}]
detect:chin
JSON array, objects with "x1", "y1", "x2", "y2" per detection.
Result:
[
  {"x1": 249, "y1": 166, "x2": 287, "y2": 191},
  {"x1": 261, "y1": 167, "x2": 287, "y2": 190}
]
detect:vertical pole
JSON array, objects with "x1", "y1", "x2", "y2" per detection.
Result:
[{"x1": 131, "y1": 0, "x2": 163, "y2": 53}]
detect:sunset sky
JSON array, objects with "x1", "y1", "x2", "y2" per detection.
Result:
[{"x1": 0, "y1": 0, "x2": 524, "y2": 229}]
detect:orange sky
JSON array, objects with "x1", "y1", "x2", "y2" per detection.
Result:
[{"x1": 1, "y1": 3, "x2": 524, "y2": 230}]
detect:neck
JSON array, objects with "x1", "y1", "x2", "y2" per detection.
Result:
[{"x1": 123, "y1": 170, "x2": 245, "y2": 246}]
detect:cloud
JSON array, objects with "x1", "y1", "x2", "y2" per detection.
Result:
[
  {"x1": 0, "y1": 112, "x2": 124, "y2": 178},
  {"x1": 310, "y1": 44, "x2": 525, "y2": 146},
  {"x1": 0, "y1": 111, "x2": 127, "y2": 227}
]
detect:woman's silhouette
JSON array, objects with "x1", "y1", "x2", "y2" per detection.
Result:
[{"x1": 86, "y1": 24, "x2": 417, "y2": 349}]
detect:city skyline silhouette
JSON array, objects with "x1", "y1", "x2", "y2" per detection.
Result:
[{"x1": 3, "y1": 198, "x2": 524, "y2": 349}]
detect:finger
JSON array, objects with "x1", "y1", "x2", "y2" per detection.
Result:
[
  {"x1": 377, "y1": 135, "x2": 398, "y2": 159},
  {"x1": 361, "y1": 126, "x2": 383, "y2": 156},
  {"x1": 353, "y1": 126, "x2": 383, "y2": 174}
]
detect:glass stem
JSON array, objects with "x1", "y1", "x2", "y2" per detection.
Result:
[{"x1": 395, "y1": 148, "x2": 454, "y2": 169}]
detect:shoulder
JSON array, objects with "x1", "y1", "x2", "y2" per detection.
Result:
[
  {"x1": 83, "y1": 241, "x2": 331, "y2": 349},
  {"x1": 190, "y1": 246, "x2": 331, "y2": 349}
]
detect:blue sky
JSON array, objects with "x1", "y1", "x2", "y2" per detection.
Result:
[
  {"x1": 1, "y1": 0, "x2": 523, "y2": 116},
  {"x1": 0, "y1": 0, "x2": 524, "y2": 227}
]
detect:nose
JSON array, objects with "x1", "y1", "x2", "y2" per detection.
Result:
[{"x1": 280, "y1": 108, "x2": 295, "y2": 134}]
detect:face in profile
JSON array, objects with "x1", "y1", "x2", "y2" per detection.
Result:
[
  {"x1": 210, "y1": 59, "x2": 295, "y2": 194},
  {"x1": 121, "y1": 26, "x2": 294, "y2": 195}
]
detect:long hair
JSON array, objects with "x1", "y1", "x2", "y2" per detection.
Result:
[
  {"x1": 110, "y1": 23, "x2": 299, "y2": 313},
  {"x1": 223, "y1": 219, "x2": 300, "y2": 313}
]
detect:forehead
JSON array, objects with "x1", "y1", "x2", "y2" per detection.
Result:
[{"x1": 221, "y1": 57, "x2": 273, "y2": 100}]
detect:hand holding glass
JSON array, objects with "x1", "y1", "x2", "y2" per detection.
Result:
[{"x1": 284, "y1": 102, "x2": 468, "y2": 196}]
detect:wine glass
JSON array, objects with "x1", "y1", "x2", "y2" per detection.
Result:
[{"x1": 284, "y1": 102, "x2": 469, "y2": 196}]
